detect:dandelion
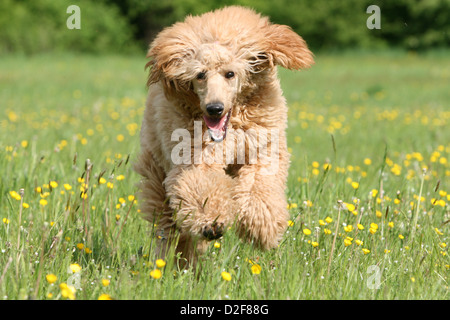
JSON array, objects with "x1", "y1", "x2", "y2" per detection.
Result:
[
  {"x1": 303, "y1": 228, "x2": 311, "y2": 236},
  {"x1": 60, "y1": 283, "x2": 76, "y2": 300},
  {"x1": 150, "y1": 269, "x2": 162, "y2": 279},
  {"x1": 101, "y1": 279, "x2": 110, "y2": 287},
  {"x1": 69, "y1": 263, "x2": 82, "y2": 273},
  {"x1": 251, "y1": 264, "x2": 262, "y2": 274},
  {"x1": 115, "y1": 214, "x2": 121, "y2": 221},
  {"x1": 156, "y1": 259, "x2": 166, "y2": 269},
  {"x1": 221, "y1": 271, "x2": 232, "y2": 281},
  {"x1": 46, "y1": 274, "x2": 57, "y2": 284}
]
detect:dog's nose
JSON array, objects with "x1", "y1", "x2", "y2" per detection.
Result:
[{"x1": 206, "y1": 103, "x2": 224, "y2": 117}]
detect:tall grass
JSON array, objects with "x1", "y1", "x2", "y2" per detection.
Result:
[{"x1": 0, "y1": 51, "x2": 449, "y2": 300}]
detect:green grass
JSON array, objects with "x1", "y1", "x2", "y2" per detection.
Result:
[{"x1": 0, "y1": 51, "x2": 449, "y2": 300}]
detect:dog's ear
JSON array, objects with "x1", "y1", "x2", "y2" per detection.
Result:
[{"x1": 264, "y1": 24, "x2": 314, "y2": 70}]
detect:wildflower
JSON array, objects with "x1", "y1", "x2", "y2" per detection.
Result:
[
  {"x1": 376, "y1": 210, "x2": 382, "y2": 218},
  {"x1": 439, "y1": 243, "x2": 447, "y2": 249},
  {"x1": 156, "y1": 259, "x2": 166, "y2": 268},
  {"x1": 371, "y1": 189, "x2": 378, "y2": 198},
  {"x1": 116, "y1": 175, "x2": 125, "y2": 181},
  {"x1": 128, "y1": 195, "x2": 135, "y2": 202},
  {"x1": 60, "y1": 283, "x2": 76, "y2": 300},
  {"x1": 116, "y1": 134, "x2": 125, "y2": 142},
  {"x1": 49, "y1": 181, "x2": 58, "y2": 189},
  {"x1": 362, "y1": 248, "x2": 370, "y2": 255},
  {"x1": 435, "y1": 228, "x2": 444, "y2": 236},
  {"x1": 410, "y1": 277, "x2": 415, "y2": 283},
  {"x1": 311, "y1": 241, "x2": 319, "y2": 248},
  {"x1": 101, "y1": 279, "x2": 110, "y2": 287},
  {"x1": 39, "y1": 199, "x2": 48, "y2": 207},
  {"x1": 9, "y1": 191, "x2": 21, "y2": 201},
  {"x1": 357, "y1": 223, "x2": 364, "y2": 230},
  {"x1": 364, "y1": 158, "x2": 372, "y2": 165},
  {"x1": 287, "y1": 220, "x2": 294, "y2": 227},
  {"x1": 344, "y1": 238, "x2": 352, "y2": 247},
  {"x1": 76, "y1": 243, "x2": 84, "y2": 250},
  {"x1": 214, "y1": 242, "x2": 221, "y2": 248},
  {"x1": 64, "y1": 184, "x2": 72, "y2": 191},
  {"x1": 355, "y1": 239, "x2": 363, "y2": 246},
  {"x1": 98, "y1": 294, "x2": 113, "y2": 300},
  {"x1": 351, "y1": 182, "x2": 359, "y2": 190},
  {"x1": 324, "y1": 228, "x2": 332, "y2": 235},
  {"x1": 287, "y1": 203, "x2": 298, "y2": 209},
  {"x1": 69, "y1": 263, "x2": 82, "y2": 273},
  {"x1": 221, "y1": 271, "x2": 232, "y2": 281},
  {"x1": 344, "y1": 225, "x2": 353, "y2": 232},
  {"x1": 303, "y1": 228, "x2": 311, "y2": 236},
  {"x1": 106, "y1": 182, "x2": 114, "y2": 189},
  {"x1": 325, "y1": 216, "x2": 333, "y2": 224},
  {"x1": 319, "y1": 219, "x2": 326, "y2": 226},
  {"x1": 398, "y1": 234, "x2": 405, "y2": 240},
  {"x1": 46, "y1": 274, "x2": 57, "y2": 284},
  {"x1": 99, "y1": 177, "x2": 106, "y2": 184},
  {"x1": 150, "y1": 269, "x2": 162, "y2": 279},
  {"x1": 388, "y1": 221, "x2": 394, "y2": 228},
  {"x1": 22, "y1": 203, "x2": 30, "y2": 209},
  {"x1": 384, "y1": 249, "x2": 391, "y2": 254},
  {"x1": 251, "y1": 264, "x2": 262, "y2": 274},
  {"x1": 115, "y1": 214, "x2": 121, "y2": 221},
  {"x1": 2, "y1": 218, "x2": 10, "y2": 224},
  {"x1": 84, "y1": 248, "x2": 92, "y2": 254}
]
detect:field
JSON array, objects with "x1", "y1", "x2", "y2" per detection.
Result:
[{"x1": 0, "y1": 51, "x2": 449, "y2": 300}]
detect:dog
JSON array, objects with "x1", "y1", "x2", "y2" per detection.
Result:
[{"x1": 134, "y1": 6, "x2": 314, "y2": 268}]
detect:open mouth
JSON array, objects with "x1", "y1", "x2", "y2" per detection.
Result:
[{"x1": 203, "y1": 110, "x2": 231, "y2": 142}]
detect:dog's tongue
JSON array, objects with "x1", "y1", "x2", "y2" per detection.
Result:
[{"x1": 203, "y1": 114, "x2": 227, "y2": 142}]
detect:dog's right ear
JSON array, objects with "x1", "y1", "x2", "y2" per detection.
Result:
[{"x1": 145, "y1": 26, "x2": 194, "y2": 89}]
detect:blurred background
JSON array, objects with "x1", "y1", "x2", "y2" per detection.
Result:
[{"x1": 1, "y1": 0, "x2": 449, "y2": 55}]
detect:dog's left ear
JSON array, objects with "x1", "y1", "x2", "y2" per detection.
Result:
[{"x1": 264, "y1": 24, "x2": 314, "y2": 70}]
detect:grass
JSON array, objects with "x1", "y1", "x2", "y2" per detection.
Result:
[{"x1": 0, "y1": 50, "x2": 449, "y2": 300}]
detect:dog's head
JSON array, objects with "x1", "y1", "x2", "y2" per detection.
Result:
[{"x1": 146, "y1": 6, "x2": 314, "y2": 141}]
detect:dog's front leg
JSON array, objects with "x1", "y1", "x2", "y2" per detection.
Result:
[
  {"x1": 164, "y1": 164, "x2": 237, "y2": 260},
  {"x1": 232, "y1": 163, "x2": 289, "y2": 250}
]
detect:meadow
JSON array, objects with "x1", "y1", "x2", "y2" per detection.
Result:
[{"x1": 0, "y1": 50, "x2": 449, "y2": 300}]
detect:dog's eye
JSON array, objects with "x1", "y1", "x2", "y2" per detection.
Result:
[
  {"x1": 196, "y1": 72, "x2": 206, "y2": 80},
  {"x1": 225, "y1": 71, "x2": 235, "y2": 79}
]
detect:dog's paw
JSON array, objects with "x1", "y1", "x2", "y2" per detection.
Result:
[{"x1": 202, "y1": 222, "x2": 224, "y2": 240}]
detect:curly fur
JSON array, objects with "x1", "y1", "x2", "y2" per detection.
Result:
[{"x1": 134, "y1": 6, "x2": 314, "y2": 268}]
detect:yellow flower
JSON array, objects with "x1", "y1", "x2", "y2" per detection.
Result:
[
  {"x1": 371, "y1": 189, "x2": 378, "y2": 198},
  {"x1": 344, "y1": 225, "x2": 353, "y2": 232},
  {"x1": 355, "y1": 239, "x2": 363, "y2": 246},
  {"x1": 59, "y1": 283, "x2": 76, "y2": 300},
  {"x1": 99, "y1": 177, "x2": 106, "y2": 184},
  {"x1": 101, "y1": 279, "x2": 110, "y2": 287},
  {"x1": 76, "y1": 243, "x2": 84, "y2": 250},
  {"x1": 364, "y1": 158, "x2": 372, "y2": 165},
  {"x1": 98, "y1": 294, "x2": 113, "y2": 300},
  {"x1": 22, "y1": 203, "x2": 30, "y2": 209},
  {"x1": 69, "y1": 263, "x2": 82, "y2": 273},
  {"x1": 251, "y1": 264, "x2": 262, "y2": 274},
  {"x1": 376, "y1": 210, "x2": 382, "y2": 218},
  {"x1": 49, "y1": 181, "x2": 58, "y2": 189},
  {"x1": 311, "y1": 241, "x2": 319, "y2": 248},
  {"x1": 319, "y1": 219, "x2": 326, "y2": 226},
  {"x1": 46, "y1": 274, "x2": 57, "y2": 284},
  {"x1": 39, "y1": 199, "x2": 48, "y2": 206},
  {"x1": 64, "y1": 184, "x2": 72, "y2": 190},
  {"x1": 221, "y1": 271, "x2": 232, "y2": 281},
  {"x1": 362, "y1": 248, "x2": 371, "y2": 255},
  {"x1": 398, "y1": 234, "x2": 405, "y2": 240},
  {"x1": 106, "y1": 182, "x2": 114, "y2": 189},
  {"x1": 439, "y1": 242, "x2": 447, "y2": 248},
  {"x1": 214, "y1": 241, "x2": 221, "y2": 248},
  {"x1": 357, "y1": 223, "x2": 364, "y2": 230},
  {"x1": 435, "y1": 228, "x2": 444, "y2": 235},
  {"x1": 150, "y1": 269, "x2": 162, "y2": 279},
  {"x1": 2, "y1": 218, "x2": 10, "y2": 224},
  {"x1": 325, "y1": 216, "x2": 333, "y2": 224},
  {"x1": 351, "y1": 182, "x2": 359, "y2": 189},
  {"x1": 303, "y1": 228, "x2": 311, "y2": 236},
  {"x1": 344, "y1": 238, "x2": 352, "y2": 247},
  {"x1": 388, "y1": 221, "x2": 394, "y2": 228},
  {"x1": 116, "y1": 134, "x2": 125, "y2": 142},
  {"x1": 287, "y1": 220, "x2": 294, "y2": 227},
  {"x1": 116, "y1": 175, "x2": 125, "y2": 181},
  {"x1": 156, "y1": 259, "x2": 166, "y2": 268},
  {"x1": 324, "y1": 228, "x2": 332, "y2": 235},
  {"x1": 128, "y1": 195, "x2": 135, "y2": 202},
  {"x1": 384, "y1": 249, "x2": 391, "y2": 254},
  {"x1": 9, "y1": 191, "x2": 21, "y2": 201},
  {"x1": 84, "y1": 248, "x2": 92, "y2": 254}
]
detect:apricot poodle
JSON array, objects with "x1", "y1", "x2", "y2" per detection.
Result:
[{"x1": 135, "y1": 6, "x2": 314, "y2": 268}]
